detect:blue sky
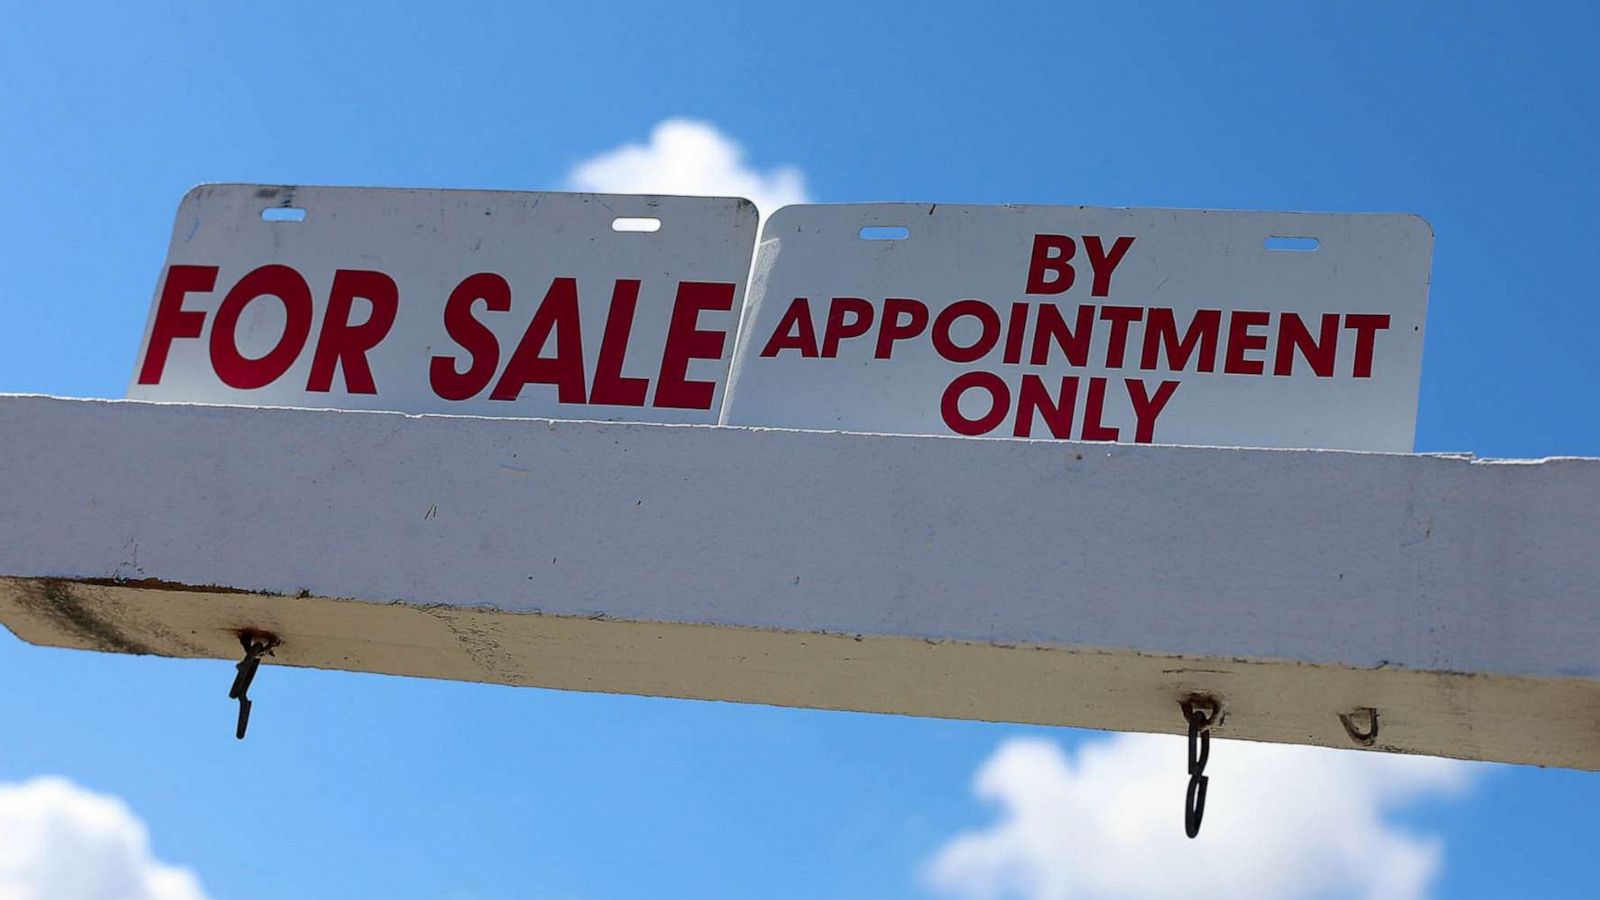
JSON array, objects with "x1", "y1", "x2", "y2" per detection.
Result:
[{"x1": 1, "y1": 2, "x2": 1598, "y2": 898}]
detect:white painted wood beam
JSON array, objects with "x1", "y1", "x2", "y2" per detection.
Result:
[{"x1": 2, "y1": 396, "x2": 1596, "y2": 767}]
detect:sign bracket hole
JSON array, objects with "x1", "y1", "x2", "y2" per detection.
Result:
[
  {"x1": 612, "y1": 217, "x2": 662, "y2": 233},
  {"x1": 859, "y1": 226, "x2": 910, "y2": 241}
]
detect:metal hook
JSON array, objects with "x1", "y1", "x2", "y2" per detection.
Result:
[
  {"x1": 1185, "y1": 768, "x2": 1209, "y2": 838},
  {"x1": 1180, "y1": 696, "x2": 1220, "y2": 838},
  {"x1": 228, "y1": 632, "x2": 277, "y2": 740},
  {"x1": 1338, "y1": 706, "x2": 1380, "y2": 747}
]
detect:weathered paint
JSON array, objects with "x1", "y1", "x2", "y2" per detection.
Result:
[{"x1": 2, "y1": 395, "x2": 1598, "y2": 767}]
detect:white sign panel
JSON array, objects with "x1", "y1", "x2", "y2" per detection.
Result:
[
  {"x1": 129, "y1": 185, "x2": 758, "y2": 423},
  {"x1": 722, "y1": 204, "x2": 1432, "y2": 451}
]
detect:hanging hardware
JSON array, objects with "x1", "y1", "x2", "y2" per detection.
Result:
[
  {"x1": 1338, "y1": 706, "x2": 1380, "y2": 746},
  {"x1": 228, "y1": 631, "x2": 278, "y2": 740},
  {"x1": 1180, "y1": 696, "x2": 1220, "y2": 838}
]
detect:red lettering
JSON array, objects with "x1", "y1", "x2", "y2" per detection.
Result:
[
  {"x1": 137, "y1": 265, "x2": 217, "y2": 385},
  {"x1": 1099, "y1": 305, "x2": 1144, "y2": 368},
  {"x1": 822, "y1": 297, "x2": 875, "y2": 358},
  {"x1": 1002, "y1": 302, "x2": 1028, "y2": 365},
  {"x1": 306, "y1": 269, "x2": 398, "y2": 394},
  {"x1": 1344, "y1": 314, "x2": 1391, "y2": 378},
  {"x1": 932, "y1": 300, "x2": 1002, "y2": 363},
  {"x1": 1273, "y1": 313, "x2": 1340, "y2": 377},
  {"x1": 209, "y1": 264, "x2": 314, "y2": 390},
  {"x1": 1028, "y1": 304, "x2": 1095, "y2": 367},
  {"x1": 589, "y1": 279, "x2": 649, "y2": 406},
  {"x1": 1079, "y1": 377, "x2": 1119, "y2": 441},
  {"x1": 759, "y1": 298, "x2": 819, "y2": 358},
  {"x1": 1083, "y1": 236, "x2": 1135, "y2": 297},
  {"x1": 1140, "y1": 308, "x2": 1220, "y2": 373},
  {"x1": 874, "y1": 298, "x2": 929, "y2": 359},
  {"x1": 654, "y1": 281, "x2": 735, "y2": 410},
  {"x1": 1025, "y1": 234, "x2": 1076, "y2": 295},
  {"x1": 430, "y1": 273, "x2": 510, "y2": 401},
  {"x1": 1224, "y1": 310, "x2": 1271, "y2": 375},
  {"x1": 1127, "y1": 379, "x2": 1180, "y2": 443},
  {"x1": 940, "y1": 371, "x2": 1010, "y2": 436},
  {"x1": 491, "y1": 277, "x2": 587, "y2": 403},
  {"x1": 1013, "y1": 374, "x2": 1077, "y2": 438}
]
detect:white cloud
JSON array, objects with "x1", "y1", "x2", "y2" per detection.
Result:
[
  {"x1": 566, "y1": 119, "x2": 810, "y2": 217},
  {"x1": 0, "y1": 777, "x2": 208, "y2": 900},
  {"x1": 925, "y1": 734, "x2": 1479, "y2": 900}
]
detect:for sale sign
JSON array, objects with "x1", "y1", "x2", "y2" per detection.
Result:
[
  {"x1": 721, "y1": 204, "x2": 1432, "y2": 451},
  {"x1": 129, "y1": 185, "x2": 758, "y2": 423}
]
